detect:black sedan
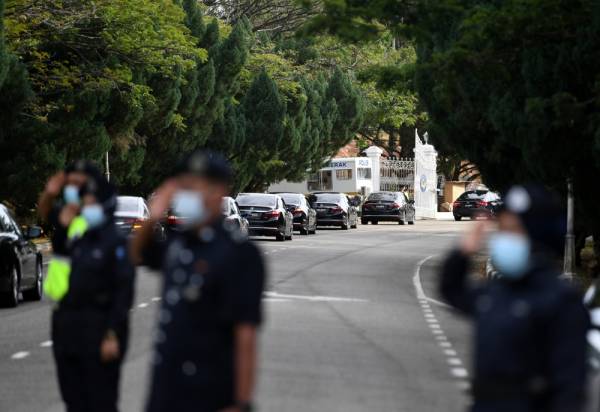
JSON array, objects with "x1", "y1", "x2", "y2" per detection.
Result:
[
  {"x1": 222, "y1": 196, "x2": 249, "y2": 236},
  {"x1": 236, "y1": 193, "x2": 294, "y2": 241},
  {"x1": 312, "y1": 192, "x2": 358, "y2": 230},
  {"x1": 452, "y1": 190, "x2": 503, "y2": 221},
  {"x1": 361, "y1": 191, "x2": 415, "y2": 225},
  {"x1": 0, "y1": 204, "x2": 44, "y2": 307},
  {"x1": 274, "y1": 193, "x2": 317, "y2": 235}
]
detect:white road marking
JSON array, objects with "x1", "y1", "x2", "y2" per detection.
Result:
[
  {"x1": 264, "y1": 291, "x2": 368, "y2": 303},
  {"x1": 138, "y1": 303, "x2": 149, "y2": 308},
  {"x1": 151, "y1": 297, "x2": 161, "y2": 302},
  {"x1": 439, "y1": 341, "x2": 452, "y2": 348},
  {"x1": 413, "y1": 255, "x2": 452, "y2": 309},
  {"x1": 40, "y1": 341, "x2": 53, "y2": 348},
  {"x1": 444, "y1": 349, "x2": 457, "y2": 356},
  {"x1": 447, "y1": 358, "x2": 462, "y2": 366},
  {"x1": 451, "y1": 368, "x2": 469, "y2": 378},
  {"x1": 263, "y1": 298, "x2": 292, "y2": 303},
  {"x1": 11, "y1": 351, "x2": 30, "y2": 360}
]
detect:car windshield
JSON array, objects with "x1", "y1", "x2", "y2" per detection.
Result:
[
  {"x1": 236, "y1": 195, "x2": 277, "y2": 207},
  {"x1": 116, "y1": 197, "x2": 139, "y2": 212},
  {"x1": 368, "y1": 192, "x2": 396, "y2": 201},
  {"x1": 314, "y1": 193, "x2": 341, "y2": 203},
  {"x1": 458, "y1": 191, "x2": 488, "y2": 201},
  {"x1": 280, "y1": 194, "x2": 301, "y2": 206}
]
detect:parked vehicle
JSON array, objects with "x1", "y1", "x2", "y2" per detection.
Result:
[
  {"x1": 361, "y1": 191, "x2": 415, "y2": 225},
  {"x1": 452, "y1": 190, "x2": 503, "y2": 221},
  {"x1": 115, "y1": 196, "x2": 164, "y2": 238},
  {"x1": 312, "y1": 192, "x2": 359, "y2": 230},
  {"x1": 0, "y1": 204, "x2": 43, "y2": 307},
  {"x1": 222, "y1": 197, "x2": 249, "y2": 236},
  {"x1": 272, "y1": 193, "x2": 317, "y2": 235},
  {"x1": 236, "y1": 193, "x2": 294, "y2": 241}
]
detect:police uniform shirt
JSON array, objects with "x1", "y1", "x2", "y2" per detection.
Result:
[{"x1": 144, "y1": 220, "x2": 265, "y2": 412}]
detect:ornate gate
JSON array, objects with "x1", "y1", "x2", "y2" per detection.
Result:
[{"x1": 380, "y1": 158, "x2": 415, "y2": 196}]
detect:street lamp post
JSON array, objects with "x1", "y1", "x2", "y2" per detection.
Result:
[
  {"x1": 562, "y1": 178, "x2": 575, "y2": 281},
  {"x1": 105, "y1": 151, "x2": 111, "y2": 182}
]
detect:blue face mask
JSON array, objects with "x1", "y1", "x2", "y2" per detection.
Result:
[
  {"x1": 81, "y1": 204, "x2": 106, "y2": 229},
  {"x1": 63, "y1": 185, "x2": 80, "y2": 205},
  {"x1": 489, "y1": 232, "x2": 531, "y2": 280},
  {"x1": 172, "y1": 191, "x2": 206, "y2": 227}
]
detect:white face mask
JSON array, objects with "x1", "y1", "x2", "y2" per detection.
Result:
[
  {"x1": 172, "y1": 191, "x2": 207, "y2": 227},
  {"x1": 81, "y1": 204, "x2": 105, "y2": 229},
  {"x1": 489, "y1": 232, "x2": 531, "y2": 280}
]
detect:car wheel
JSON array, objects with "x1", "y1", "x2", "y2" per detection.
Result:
[
  {"x1": 408, "y1": 219, "x2": 415, "y2": 225},
  {"x1": 341, "y1": 216, "x2": 349, "y2": 230},
  {"x1": 361, "y1": 218, "x2": 368, "y2": 225},
  {"x1": 300, "y1": 219, "x2": 309, "y2": 235},
  {"x1": 285, "y1": 226, "x2": 293, "y2": 241},
  {"x1": 454, "y1": 215, "x2": 462, "y2": 221},
  {"x1": 371, "y1": 220, "x2": 378, "y2": 225},
  {"x1": 23, "y1": 261, "x2": 43, "y2": 301},
  {"x1": 2, "y1": 266, "x2": 19, "y2": 307}
]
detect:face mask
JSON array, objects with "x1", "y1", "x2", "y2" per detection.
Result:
[
  {"x1": 489, "y1": 232, "x2": 531, "y2": 280},
  {"x1": 172, "y1": 190, "x2": 206, "y2": 227},
  {"x1": 63, "y1": 185, "x2": 80, "y2": 205},
  {"x1": 81, "y1": 204, "x2": 106, "y2": 229}
]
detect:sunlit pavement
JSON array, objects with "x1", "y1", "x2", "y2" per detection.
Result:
[{"x1": 0, "y1": 220, "x2": 476, "y2": 412}]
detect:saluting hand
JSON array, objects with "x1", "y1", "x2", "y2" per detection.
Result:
[
  {"x1": 100, "y1": 332, "x2": 120, "y2": 363},
  {"x1": 460, "y1": 221, "x2": 489, "y2": 256},
  {"x1": 45, "y1": 171, "x2": 66, "y2": 197},
  {"x1": 149, "y1": 179, "x2": 179, "y2": 220}
]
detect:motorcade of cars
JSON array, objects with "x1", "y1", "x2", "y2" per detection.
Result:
[
  {"x1": 235, "y1": 193, "x2": 294, "y2": 241},
  {"x1": 452, "y1": 190, "x2": 503, "y2": 221},
  {"x1": 222, "y1": 196, "x2": 249, "y2": 236},
  {"x1": 0, "y1": 203, "x2": 44, "y2": 307},
  {"x1": 115, "y1": 196, "x2": 164, "y2": 238},
  {"x1": 361, "y1": 191, "x2": 415, "y2": 225},
  {"x1": 311, "y1": 192, "x2": 359, "y2": 230},
  {"x1": 271, "y1": 193, "x2": 317, "y2": 235}
]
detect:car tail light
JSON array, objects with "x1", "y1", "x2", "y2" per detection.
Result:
[
  {"x1": 391, "y1": 203, "x2": 401, "y2": 209},
  {"x1": 167, "y1": 215, "x2": 180, "y2": 225},
  {"x1": 477, "y1": 200, "x2": 489, "y2": 207},
  {"x1": 363, "y1": 203, "x2": 374, "y2": 210},
  {"x1": 452, "y1": 201, "x2": 460, "y2": 209},
  {"x1": 331, "y1": 206, "x2": 343, "y2": 214},
  {"x1": 293, "y1": 209, "x2": 303, "y2": 216},
  {"x1": 132, "y1": 218, "x2": 144, "y2": 230},
  {"x1": 263, "y1": 210, "x2": 280, "y2": 219}
]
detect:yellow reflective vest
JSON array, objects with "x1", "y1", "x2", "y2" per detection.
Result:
[{"x1": 44, "y1": 216, "x2": 88, "y2": 301}]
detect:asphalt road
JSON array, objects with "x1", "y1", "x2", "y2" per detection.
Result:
[{"x1": 0, "y1": 220, "x2": 476, "y2": 412}]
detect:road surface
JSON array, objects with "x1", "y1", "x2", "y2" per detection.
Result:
[{"x1": 0, "y1": 221, "x2": 475, "y2": 412}]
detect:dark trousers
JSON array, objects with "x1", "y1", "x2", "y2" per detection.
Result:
[{"x1": 54, "y1": 351, "x2": 121, "y2": 412}]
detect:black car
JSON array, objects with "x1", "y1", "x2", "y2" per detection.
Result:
[
  {"x1": 222, "y1": 196, "x2": 249, "y2": 236},
  {"x1": 236, "y1": 193, "x2": 294, "y2": 241},
  {"x1": 453, "y1": 190, "x2": 503, "y2": 221},
  {"x1": 0, "y1": 204, "x2": 44, "y2": 307},
  {"x1": 312, "y1": 192, "x2": 359, "y2": 230},
  {"x1": 361, "y1": 191, "x2": 415, "y2": 225},
  {"x1": 273, "y1": 193, "x2": 317, "y2": 235}
]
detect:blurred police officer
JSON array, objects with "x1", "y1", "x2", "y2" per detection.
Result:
[
  {"x1": 49, "y1": 174, "x2": 135, "y2": 412},
  {"x1": 440, "y1": 184, "x2": 589, "y2": 412},
  {"x1": 131, "y1": 151, "x2": 265, "y2": 412}
]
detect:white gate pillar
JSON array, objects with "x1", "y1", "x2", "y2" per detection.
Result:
[{"x1": 365, "y1": 146, "x2": 384, "y2": 192}]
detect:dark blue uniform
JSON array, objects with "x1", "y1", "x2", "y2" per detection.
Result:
[
  {"x1": 440, "y1": 251, "x2": 589, "y2": 412},
  {"x1": 52, "y1": 222, "x2": 135, "y2": 412},
  {"x1": 143, "y1": 220, "x2": 265, "y2": 412}
]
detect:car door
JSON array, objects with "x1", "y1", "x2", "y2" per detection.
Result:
[
  {"x1": 280, "y1": 198, "x2": 292, "y2": 234},
  {"x1": 9, "y1": 217, "x2": 36, "y2": 288}
]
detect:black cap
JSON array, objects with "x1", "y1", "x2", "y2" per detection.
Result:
[
  {"x1": 80, "y1": 175, "x2": 117, "y2": 216},
  {"x1": 175, "y1": 150, "x2": 233, "y2": 185},
  {"x1": 65, "y1": 160, "x2": 104, "y2": 182},
  {"x1": 502, "y1": 184, "x2": 566, "y2": 255}
]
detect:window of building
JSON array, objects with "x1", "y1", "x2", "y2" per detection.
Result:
[
  {"x1": 357, "y1": 168, "x2": 372, "y2": 179},
  {"x1": 335, "y1": 169, "x2": 352, "y2": 180}
]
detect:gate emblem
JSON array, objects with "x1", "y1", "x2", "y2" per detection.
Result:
[{"x1": 419, "y1": 175, "x2": 428, "y2": 192}]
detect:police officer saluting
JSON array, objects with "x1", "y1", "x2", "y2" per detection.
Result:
[
  {"x1": 44, "y1": 172, "x2": 135, "y2": 412},
  {"x1": 131, "y1": 151, "x2": 265, "y2": 412},
  {"x1": 440, "y1": 184, "x2": 589, "y2": 412}
]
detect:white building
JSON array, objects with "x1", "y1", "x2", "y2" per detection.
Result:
[{"x1": 269, "y1": 156, "x2": 375, "y2": 196}]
